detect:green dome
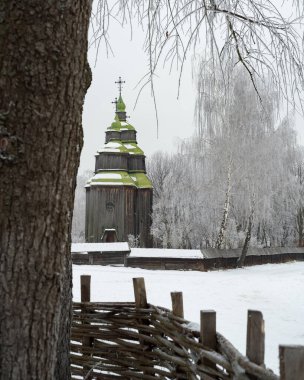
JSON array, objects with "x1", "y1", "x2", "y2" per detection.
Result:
[
  {"x1": 109, "y1": 114, "x2": 121, "y2": 130},
  {"x1": 117, "y1": 95, "x2": 126, "y2": 112}
]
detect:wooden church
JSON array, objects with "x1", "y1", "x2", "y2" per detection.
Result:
[{"x1": 85, "y1": 78, "x2": 153, "y2": 247}]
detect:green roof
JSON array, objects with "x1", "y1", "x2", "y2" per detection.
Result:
[
  {"x1": 86, "y1": 170, "x2": 136, "y2": 187},
  {"x1": 130, "y1": 172, "x2": 153, "y2": 189},
  {"x1": 119, "y1": 121, "x2": 135, "y2": 131},
  {"x1": 91, "y1": 93, "x2": 153, "y2": 191},
  {"x1": 107, "y1": 117, "x2": 135, "y2": 132},
  {"x1": 123, "y1": 142, "x2": 144, "y2": 155},
  {"x1": 98, "y1": 140, "x2": 129, "y2": 154},
  {"x1": 86, "y1": 171, "x2": 153, "y2": 189}
]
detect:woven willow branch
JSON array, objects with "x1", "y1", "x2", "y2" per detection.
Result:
[{"x1": 71, "y1": 302, "x2": 278, "y2": 380}]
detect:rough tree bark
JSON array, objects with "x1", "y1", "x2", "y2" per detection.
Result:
[{"x1": 0, "y1": 1, "x2": 92, "y2": 379}]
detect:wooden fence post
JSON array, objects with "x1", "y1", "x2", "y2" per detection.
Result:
[
  {"x1": 200, "y1": 310, "x2": 216, "y2": 350},
  {"x1": 280, "y1": 345, "x2": 304, "y2": 380},
  {"x1": 171, "y1": 292, "x2": 184, "y2": 379},
  {"x1": 133, "y1": 277, "x2": 148, "y2": 308},
  {"x1": 80, "y1": 275, "x2": 92, "y2": 379},
  {"x1": 132, "y1": 277, "x2": 153, "y2": 376},
  {"x1": 200, "y1": 310, "x2": 216, "y2": 379},
  {"x1": 81, "y1": 275, "x2": 91, "y2": 302},
  {"x1": 171, "y1": 292, "x2": 184, "y2": 318},
  {"x1": 246, "y1": 310, "x2": 265, "y2": 380}
]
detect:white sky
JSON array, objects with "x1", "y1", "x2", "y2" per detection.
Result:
[
  {"x1": 80, "y1": 20, "x2": 196, "y2": 173},
  {"x1": 80, "y1": 9, "x2": 304, "y2": 174}
]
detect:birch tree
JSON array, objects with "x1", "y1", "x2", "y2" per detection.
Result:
[
  {"x1": 96, "y1": 0, "x2": 304, "y2": 114},
  {"x1": 149, "y1": 67, "x2": 300, "y2": 249}
]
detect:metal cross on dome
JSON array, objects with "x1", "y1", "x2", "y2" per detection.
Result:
[
  {"x1": 111, "y1": 97, "x2": 118, "y2": 111},
  {"x1": 115, "y1": 76, "x2": 125, "y2": 97}
]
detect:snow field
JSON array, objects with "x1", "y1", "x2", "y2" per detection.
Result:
[{"x1": 73, "y1": 261, "x2": 304, "y2": 373}]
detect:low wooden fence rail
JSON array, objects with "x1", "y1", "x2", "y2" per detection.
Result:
[{"x1": 71, "y1": 275, "x2": 304, "y2": 379}]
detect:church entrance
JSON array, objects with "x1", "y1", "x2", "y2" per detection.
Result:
[{"x1": 102, "y1": 229, "x2": 118, "y2": 243}]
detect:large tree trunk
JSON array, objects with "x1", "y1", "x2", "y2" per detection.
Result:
[{"x1": 0, "y1": 1, "x2": 92, "y2": 379}]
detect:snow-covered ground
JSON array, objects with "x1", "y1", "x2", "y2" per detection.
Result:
[{"x1": 73, "y1": 261, "x2": 304, "y2": 374}]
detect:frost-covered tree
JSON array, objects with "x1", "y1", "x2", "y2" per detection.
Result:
[
  {"x1": 149, "y1": 67, "x2": 301, "y2": 250},
  {"x1": 96, "y1": 0, "x2": 304, "y2": 113}
]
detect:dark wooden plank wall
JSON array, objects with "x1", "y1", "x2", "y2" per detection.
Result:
[
  {"x1": 136, "y1": 189, "x2": 153, "y2": 247},
  {"x1": 85, "y1": 184, "x2": 153, "y2": 246},
  {"x1": 72, "y1": 252, "x2": 128, "y2": 265},
  {"x1": 124, "y1": 187, "x2": 137, "y2": 239},
  {"x1": 72, "y1": 249, "x2": 304, "y2": 269},
  {"x1": 95, "y1": 153, "x2": 128, "y2": 171},
  {"x1": 128, "y1": 156, "x2": 146, "y2": 171},
  {"x1": 85, "y1": 186, "x2": 136, "y2": 242},
  {"x1": 127, "y1": 257, "x2": 205, "y2": 270},
  {"x1": 85, "y1": 188, "x2": 90, "y2": 241},
  {"x1": 121, "y1": 130, "x2": 137, "y2": 141},
  {"x1": 105, "y1": 130, "x2": 120, "y2": 142},
  {"x1": 203, "y1": 251, "x2": 304, "y2": 270}
]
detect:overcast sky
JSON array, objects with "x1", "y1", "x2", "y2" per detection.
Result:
[
  {"x1": 79, "y1": 8, "x2": 304, "y2": 174},
  {"x1": 80, "y1": 19, "x2": 196, "y2": 173}
]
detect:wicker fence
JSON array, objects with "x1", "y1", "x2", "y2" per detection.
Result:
[{"x1": 71, "y1": 276, "x2": 304, "y2": 380}]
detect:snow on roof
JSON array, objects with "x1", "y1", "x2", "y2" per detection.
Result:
[
  {"x1": 107, "y1": 142, "x2": 122, "y2": 148},
  {"x1": 130, "y1": 248, "x2": 203, "y2": 259},
  {"x1": 90, "y1": 182, "x2": 127, "y2": 186},
  {"x1": 98, "y1": 148, "x2": 121, "y2": 153},
  {"x1": 71, "y1": 242, "x2": 130, "y2": 253},
  {"x1": 97, "y1": 140, "x2": 129, "y2": 154},
  {"x1": 87, "y1": 170, "x2": 137, "y2": 187},
  {"x1": 94, "y1": 173, "x2": 122, "y2": 180},
  {"x1": 124, "y1": 143, "x2": 136, "y2": 149}
]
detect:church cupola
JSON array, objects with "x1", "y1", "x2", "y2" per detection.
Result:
[
  {"x1": 116, "y1": 95, "x2": 127, "y2": 121},
  {"x1": 115, "y1": 77, "x2": 127, "y2": 121},
  {"x1": 85, "y1": 77, "x2": 153, "y2": 247}
]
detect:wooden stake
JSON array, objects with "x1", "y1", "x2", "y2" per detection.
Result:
[
  {"x1": 133, "y1": 277, "x2": 152, "y2": 376},
  {"x1": 200, "y1": 310, "x2": 216, "y2": 378},
  {"x1": 81, "y1": 275, "x2": 91, "y2": 302},
  {"x1": 171, "y1": 292, "x2": 185, "y2": 379},
  {"x1": 171, "y1": 292, "x2": 184, "y2": 318},
  {"x1": 200, "y1": 310, "x2": 216, "y2": 350},
  {"x1": 280, "y1": 345, "x2": 304, "y2": 380},
  {"x1": 80, "y1": 275, "x2": 92, "y2": 379},
  {"x1": 246, "y1": 310, "x2": 265, "y2": 379},
  {"x1": 246, "y1": 310, "x2": 265, "y2": 364},
  {"x1": 133, "y1": 277, "x2": 148, "y2": 308}
]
